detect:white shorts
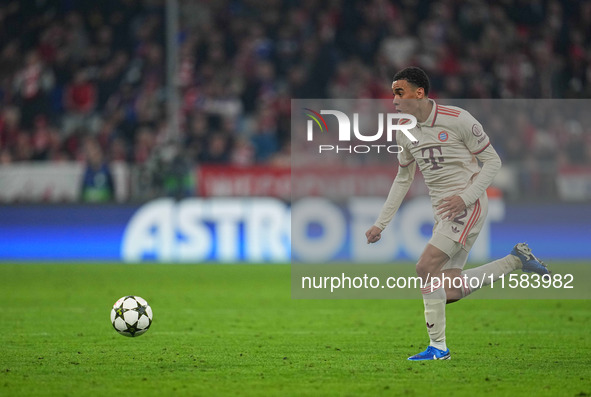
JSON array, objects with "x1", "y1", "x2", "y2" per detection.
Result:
[{"x1": 428, "y1": 192, "x2": 488, "y2": 270}]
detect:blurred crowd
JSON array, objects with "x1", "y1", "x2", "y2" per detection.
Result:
[{"x1": 0, "y1": 0, "x2": 590, "y2": 189}]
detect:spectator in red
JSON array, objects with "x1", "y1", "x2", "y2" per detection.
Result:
[{"x1": 62, "y1": 70, "x2": 98, "y2": 135}]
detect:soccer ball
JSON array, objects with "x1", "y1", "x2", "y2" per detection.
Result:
[{"x1": 110, "y1": 296, "x2": 153, "y2": 337}]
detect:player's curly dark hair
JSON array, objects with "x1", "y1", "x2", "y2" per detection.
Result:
[{"x1": 393, "y1": 67, "x2": 430, "y2": 95}]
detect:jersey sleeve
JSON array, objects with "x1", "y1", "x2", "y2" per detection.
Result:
[
  {"x1": 374, "y1": 161, "x2": 416, "y2": 230},
  {"x1": 458, "y1": 111, "x2": 490, "y2": 155},
  {"x1": 373, "y1": 130, "x2": 416, "y2": 231},
  {"x1": 459, "y1": 144, "x2": 502, "y2": 206}
]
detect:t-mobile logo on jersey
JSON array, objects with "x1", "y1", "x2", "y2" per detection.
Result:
[
  {"x1": 421, "y1": 145, "x2": 444, "y2": 170},
  {"x1": 304, "y1": 108, "x2": 418, "y2": 154}
]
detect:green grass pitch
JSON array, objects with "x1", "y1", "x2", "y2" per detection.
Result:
[{"x1": 0, "y1": 264, "x2": 590, "y2": 396}]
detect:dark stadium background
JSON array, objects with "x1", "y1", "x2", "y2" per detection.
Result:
[
  {"x1": 0, "y1": 2, "x2": 590, "y2": 395},
  {"x1": 0, "y1": 0, "x2": 589, "y2": 262}
]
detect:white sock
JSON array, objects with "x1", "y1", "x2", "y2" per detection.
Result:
[
  {"x1": 421, "y1": 281, "x2": 447, "y2": 351},
  {"x1": 460, "y1": 255, "x2": 521, "y2": 297}
]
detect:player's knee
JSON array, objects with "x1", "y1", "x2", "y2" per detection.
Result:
[
  {"x1": 415, "y1": 259, "x2": 437, "y2": 280},
  {"x1": 416, "y1": 246, "x2": 448, "y2": 278}
]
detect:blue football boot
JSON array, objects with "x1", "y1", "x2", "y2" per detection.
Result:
[
  {"x1": 408, "y1": 346, "x2": 451, "y2": 361},
  {"x1": 511, "y1": 243, "x2": 551, "y2": 275}
]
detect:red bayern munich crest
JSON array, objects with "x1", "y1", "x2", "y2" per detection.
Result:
[{"x1": 438, "y1": 131, "x2": 449, "y2": 142}]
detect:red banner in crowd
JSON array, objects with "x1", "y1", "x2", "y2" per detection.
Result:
[
  {"x1": 197, "y1": 165, "x2": 427, "y2": 199},
  {"x1": 197, "y1": 166, "x2": 291, "y2": 199},
  {"x1": 557, "y1": 166, "x2": 591, "y2": 201}
]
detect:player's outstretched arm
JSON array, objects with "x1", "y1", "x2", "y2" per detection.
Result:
[
  {"x1": 459, "y1": 145, "x2": 501, "y2": 206},
  {"x1": 366, "y1": 161, "x2": 416, "y2": 244}
]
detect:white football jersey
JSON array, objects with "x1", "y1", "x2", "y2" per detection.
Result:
[{"x1": 396, "y1": 100, "x2": 491, "y2": 207}]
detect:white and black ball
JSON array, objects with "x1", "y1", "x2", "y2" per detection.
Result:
[{"x1": 110, "y1": 296, "x2": 153, "y2": 337}]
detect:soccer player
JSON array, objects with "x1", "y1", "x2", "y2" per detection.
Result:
[{"x1": 365, "y1": 67, "x2": 550, "y2": 361}]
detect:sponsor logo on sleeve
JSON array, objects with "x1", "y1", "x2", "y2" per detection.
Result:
[{"x1": 472, "y1": 124, "x2": 483, "y2": 137}]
